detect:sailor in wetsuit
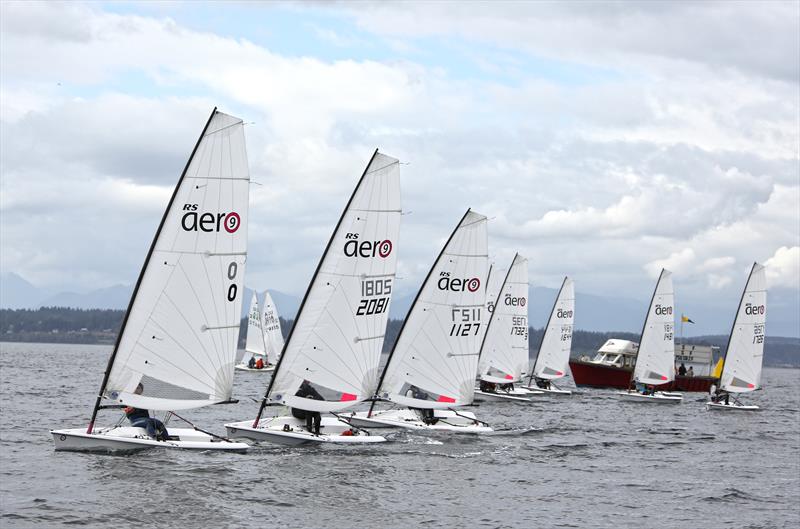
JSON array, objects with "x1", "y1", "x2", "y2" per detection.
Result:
[
  {"x1": 124, "y1": 383, "x2": 169, "y2": 441},
  {"x1": 291, "y1": 380, "x2": 323, "y2": 434},
  {"x1": 535, "y1": 378, "x2": 550, "y2": 389},
  {"x1": 479, "y1": 380, "x2": 496, "y2": 393},
  {"x1": 406, "y1": 386, "x2": 438, "y2": 425}
]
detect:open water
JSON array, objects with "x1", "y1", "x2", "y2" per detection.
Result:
[{"x1": 1, "y1": 342, "x2": 798, "y2": 528}]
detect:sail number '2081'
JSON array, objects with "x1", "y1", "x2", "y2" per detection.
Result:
[{"x1": 357, "y1": 278, "x2": 392, "y2": 316}]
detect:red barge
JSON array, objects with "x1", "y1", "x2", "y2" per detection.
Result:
[{"x1": 569, "y1": 339, "x2": 719, "y2": 392}]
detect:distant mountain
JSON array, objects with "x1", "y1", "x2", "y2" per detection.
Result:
[
  {"x1": 0, "y1": 272, "x2": 48, "y2": 309},
  {"x1": 40, "y1": 284, "x2": 133, "y2": 310}
]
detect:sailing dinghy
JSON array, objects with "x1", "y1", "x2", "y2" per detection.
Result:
[
  {"x1": 51, "y1": 109, "x2": 251, "y2": 451},
  {"x1": 225, "y1": 150, "x2": 401, "y2": 445},
  {"x1": 474, "y1": 254, "x2": 539, "y2": 402},
  {"x1": 617, "y1": 269, "x2": 683, "y2": 404},
  {"x1": 522, "y1": 277, "x2": 575, "y2": 395},
  {"x1": 235, "y1": 292, "x2": 273, "y2": 372},
  {"x1": 235, "y1": 290, "x2": 283, "y2": 372},
  {"x1": 706, "y1": 262, "x2": 766, "y2": 411},
  {"x1": 344, "y1": 210, "x2": 493, "y2": 433}
]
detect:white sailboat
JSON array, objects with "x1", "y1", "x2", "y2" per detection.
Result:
[
  {"x1": 617, "y1": 269, "x2": 682, "y2": 403},
  {"x1": 474, "y1": 254, "x2": 538, "y2": 402},
  {"x1": 225, "y1": 150, "x2": 401, "y2": 445},
  {"x1": 235, "y1": 292, "x2": 272, "y2": 372},
  {"x1": 261, "y1": 290, "x2": 285, "y2": 365},
  {"x1": 344, "y1": 210, "x2": 493, "y2": 433},
  {"x1": 522, "y1": 277, "x2": 575, "y2": 395},
  {"x1": 707, "y1": 262, "x2": 766, "y2": 411},
  {"x1": 52, "y1": 109, "x2": 251, "y2": 451}
]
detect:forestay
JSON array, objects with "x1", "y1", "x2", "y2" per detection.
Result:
[
  {"x1": 720, "y1": 263, "x2": 766, "y2": 393},
  {"x1": 532, "y1": 277, "x2": 574, "y2": 381},
  {"x1": 380, "y1": 210, "x2": 489, "y2": 409},
  {"x1": 632, "y1": 269, "x2": 675, "y2": 386},
  {"x1": 266, "y1": 151, "x2": 401, "y2": 413},
  {"x1": 262, "y1": 290, "x2": 285, "y2": 365},
  {"x1": 104, "y1": 111, "x2": 249, "y2": 411},
  {"x1": 244, "y1": 292, "x2": 267, "y2": 362},
  {"x1": 479, "y1": 254, "x2": 529, "y2": 383}
]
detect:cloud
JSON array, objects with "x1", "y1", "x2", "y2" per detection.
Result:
[{"x1": 765, "y1": 246, "x2": 800, "y2": 289}]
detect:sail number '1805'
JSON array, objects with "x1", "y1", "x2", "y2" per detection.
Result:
[{"x1": 357, "y1": 278, "x2": 392, "y2": 316}]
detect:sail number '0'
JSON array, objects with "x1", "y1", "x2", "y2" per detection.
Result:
[{"x1": 227, "y1": 262, "x2": 238, "y2": 302}]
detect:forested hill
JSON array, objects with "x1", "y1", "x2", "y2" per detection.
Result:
[{"x1": 1, "y1": 307, "x2": 797, "y2": 367}]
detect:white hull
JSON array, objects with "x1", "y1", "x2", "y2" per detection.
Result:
[
  {"x1": 520, "y1": 384, "x2": 572, "y2": 395},
  {"x1": 706, "y1": 401, "x2": 760, "y2": 411},
  {"x1": 225, "y1": 416, "x2": 386, "y2": 446},
  {"x1": 51, "y1": 427, "x2": 249, "y2": 452},
  {"x1": 343, "y1": 409, "x2": 493, "y2": 433},
  {"x1": 234, "y1": 364, "x2": 275, "y2": 372},
  {"x1": 474, "y1": 388, "x2": 538, "y2": 402},
  {"x1": 616, "y1": 391, "x2": 683, "y2": 403}
]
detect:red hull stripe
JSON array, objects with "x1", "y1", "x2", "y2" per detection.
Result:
[
  {"x1": 340, "y1": 393, "x2": 358, "y2": 401},
  {"x1": 504, "y1": 374, "x2": 513, "y2": 380},
  {"x1": 437, "y1": 395, "x2": 456, "y2": 403}
]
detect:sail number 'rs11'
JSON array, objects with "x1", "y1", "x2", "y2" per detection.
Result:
[{"x1": 450, "y1": 308, "x2": 482, "y2": 336}]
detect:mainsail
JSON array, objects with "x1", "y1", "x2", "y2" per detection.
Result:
[
  {"x1": 719, "y1": 263, "x2": 766, "y2": 393},
  {"x1": 478, "y1": 254, "x2": 529, "y2": 383},
  {"x1": 378, "y1": 209, "x2": 489, "y2": 409},
  {"x1": 257, "y1": 151, "x2": 401, "y2": 415},
  {"x1": 531, "y1": 277, "x2": 575, "y2": 381},
  {"x1": 261, "y1": 290, "x2": 284, "y2": 365},
  {"x1": 244, "y1": 292, "x2": 267, "y2": 362},
  {"x1": 99, "y1": 109, "x2": 250, "y2": 413},
  {"x1": 632, "y1": 269, "x2": 675, "y2": 386}
]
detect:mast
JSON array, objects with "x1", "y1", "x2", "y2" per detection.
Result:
[
  {"x1": 476, "y1": 253, "x2": 518, "y2": 375},
  {"x1": 717, "y1": 262, "x2": 757, "y2": 394},
  {"x1": 367, "y1": 208, "x2": 473, "y2": 417},
  {"x1": 626, "y1": 268, "x2": 665, "y2": 393},
  {"x1": 528, "y1": 276, "x2": 567, "y2": 386},
  {"x1": 253, "y1": 149, "x2": 380, "y2": 427},
  {"x1": 87, "y1": 107, "x2": 218, "y2": 434},
  {"x1": 258, "y1": 291, "x2": 269, "y2": 361}
]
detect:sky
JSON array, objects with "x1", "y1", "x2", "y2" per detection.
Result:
[{"x1": 1, "y1": 1, "x2": 798, "y2": 330}]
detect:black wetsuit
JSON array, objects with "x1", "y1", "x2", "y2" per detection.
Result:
[{"x1": 292, "y1": 382, "x2": 323, "y2": 434}]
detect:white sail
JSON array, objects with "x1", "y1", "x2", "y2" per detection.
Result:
[
  {"x1": 379, "y1": 210, "x2": 489, "y2": 409},
  {"x1": 533, "y1": 277, "x2": 575, "y2": 380},
  {"x1": 720, "y1": 263, "x2": 767, "y2": 393},
  {"x1": 267, "y1": 151, "x2": 401, "y2": 413},
  {"x1": 479, "y1": 254, "x2": 529, "y2": 383},
  {"x1": 244, "y1": 292, "x2": 267, "y2": 361},
  {"x1": 476, "y1": 263, "x2": 502, "y2": 379},
  {"x1": 632, "y1": 269, "x2": 675, "y2": 386},
  {"x1": 261, "y1": 290, "x2": 284, "y2": 365},
  {"x1": 104, "y1": 110, "x2": 250, "y2": 411}
]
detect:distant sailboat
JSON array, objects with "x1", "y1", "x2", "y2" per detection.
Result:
[
  {"x1": 225, "y1": 150, "x2": 401, "y2": 444},
  {"x1": 52, "y1": 109, "x2": 251, "y2": 451},
  {"x1": 235, "y1": 292, "x2": 271, "y2": 372},
  {"x1": 235, "y1": 290, "x2": 283, "y2": 372},
  {"x1": 617, "y1": 269, "x2": 682, "y2": 403},
  {"x1": 345, "y1": 210, "x2": 493, "y2": 433},
  {"x1": 707, "y1": 262, "x2": 766, "y2": 411},
  {"x1": 474, "y1": 254, "x2": 538, "y2": 402},
  {"x1": 522, "y1": 277, "x2": 575, "y2": 395}
]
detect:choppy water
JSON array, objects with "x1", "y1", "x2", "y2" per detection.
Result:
[{"x1": 1, "y1": 342, "x2": 799, "y2": 529}]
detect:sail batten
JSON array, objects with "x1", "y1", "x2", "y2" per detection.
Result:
[{"x1": 100, "y1": 110, "x2": 250, "y2": 412}]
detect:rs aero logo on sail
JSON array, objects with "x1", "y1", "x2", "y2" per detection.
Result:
[
  {"x1": 745, "y1": 303, "x2": 765, "y2": 315},
  {"x1": 654, "y1": 304, "x2": 673, "y2": 316},
  {"x1": 344, "y1": 233, "x2": 392, "y2": 258},
  {"x1": 181, "y1": 204, "x2": 240, "y2": 233},
  {"x1": 438, "y1": 271, "x2": 481, "y2": 292}
]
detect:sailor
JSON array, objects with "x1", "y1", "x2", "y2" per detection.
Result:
[
  {"x1": 479, "y1": 380, "x2": 496, "y2": 393},
  {"x1": 535, "y1": 378, "x2": 550, "y2": 390},
  {"x1": 292, "y1": 380, "x2": 323, "y2": 434},
  {"x1": 687, "y1": 366, "x2": 694, "y2": 377},
  {"x1": 678, "y1": 363, "x2": 687, "y2": 376},
  {"x1": 255, "y1": 357, "x2": 264, "y2": 370},
  {"x1": 124, "y1": 383, "x2": 169, "y2": 441},
  {"x1": 247, "y1": 356, "x2": 256, "y2": 369}
]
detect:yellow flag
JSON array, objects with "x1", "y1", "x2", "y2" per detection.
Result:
[
  {"x1": 681, "y1": 315, "x2": 695, "y2": 323},
  {"x1": 711, "y1": 357, "x2": 724, "y2": 378}
]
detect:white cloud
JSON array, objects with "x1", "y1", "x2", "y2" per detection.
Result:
[{"x1": 765, "y1": 246, "x2": 800, "y2": 289}]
